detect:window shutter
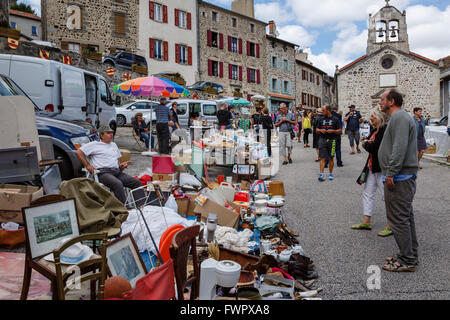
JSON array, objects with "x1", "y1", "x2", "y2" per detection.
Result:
[
  {"x1": 163, "y1": 41, "x2": 168, "y2": 61},
  {"x1": 208, "y1": 59, "x2": 212, "y2": 76},
  {"x1": 239, "y1": 66, "x2": 242, "y2": 81},
  {"x1": 270, "y1": 78, "x2": 273, "y2": 91},
  {"x1": 238, "y1": 38, "x2": 242, "y2": 54},
  {"x1": 228, "y1": 36, "x2": 231, "y2": 52},
  {"x1": 247, "y1": 68, "x2": 250, "y2": 83},
  {"x1": 175, "y1": 9, "x2": 179, "y2": 27},
  {"x1": 287, "y1": 61, "x2": 290, "y2": 72},
  {"x1": 163, "y1": 5, "x2": 168, "y2": 23},
  {"x1": 228, "y1": 64, "x2": 232, "y2": 79},
  {"x1": 219, "y1": 62, "x2": 223, "y2": 78},
  {"x1": 175, "y1": 44, "x2": 180, "y2": 63},
  {"x1": 61, "y1": 41, "x2": 69, "y2": 50},
  {"x1": 188, "y1": 46, "x2": 192, "y2": 65},
  {"x1": 219, "y1": 33, "x2": 223, "y2": 49},
  {"x1": 149, "y1": 1, "x2": 154, "y2": 20},
  {"x1": 246, "y1": 41, "x2": 250, "y2": 56},
  {"x1": 278, "y1": 80, "x2": 281, "y2": 93},
  {"x1": 187, "y1": 12, "x2": 192, "y2": 30},
  {"x1": 256, "y1": 43, "x2": 260, "y2": 58},
  {"x1": 207, "y1": 30, "x2": 212, "y2": 47},
  {"x1": 114, "y1": 13, "x2": 126, "y2": 35},
  {"x1": 149, "y1": 38, "x2": 155, "y2": 58},
  {"x1": 247, "y1": 94, "x2": 251, "y2": 102},
  {"x1": 256, "y1": 69, "x2": 260, "y2": 84}
]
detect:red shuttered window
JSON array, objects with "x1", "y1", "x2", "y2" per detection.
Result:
[
  {"x1": 163, "y1": 41, "x2": 168, "y2": 61},
  {"x1": 188, "y1": 46, "x2": 192, "y2": 65}
]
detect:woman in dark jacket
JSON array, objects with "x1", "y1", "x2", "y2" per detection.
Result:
[
  {"x1": 352, "y1": 111, "x2": 392, "y2": 237},
  {"x1": 261, "y1": 107, "x2": 273, "y2": 157}
]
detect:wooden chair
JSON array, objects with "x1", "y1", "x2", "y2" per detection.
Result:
[
  {"x1": 54, "y1": 232, "x2": 108, "y2": 300},
  {"x1": 169, "y1": 225, "x2": 200, "y2": 300},
  {"x1": 20, "y1": 195, "x2": 104, "y2": 300}
]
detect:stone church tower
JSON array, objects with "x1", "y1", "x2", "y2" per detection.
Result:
[{"x1": 336, "y1": 0, "x2": 440, "y2": 117}]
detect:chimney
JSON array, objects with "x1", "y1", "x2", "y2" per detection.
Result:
[
  {"x1": 268, "y1": 20, "x2": 276, "y2": 37},
  {"x1": 231, "y1": 0, "x2": 254, "y2": 18}
]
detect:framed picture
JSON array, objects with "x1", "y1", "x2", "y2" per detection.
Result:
[
  {"x1": 106, "y1": 233, "x2": 147, "y2": 287},
  {"x1": 22, "y1": 198, "x2": 80, "y2": 259}
]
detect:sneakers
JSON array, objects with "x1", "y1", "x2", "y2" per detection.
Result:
[
  {"x1": 318, "y1": 173, "x2": 325, "y2": 182},
  {"x1": 329, "y1": 173, "x2": 334, "y2": 181},
  {"x1": 288, "y1": 158, "x2": 293, "y2": 164}
]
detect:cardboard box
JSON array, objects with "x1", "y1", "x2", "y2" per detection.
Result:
[
  {"x1": 0, "y1": 184, "x2": 44, "y2": 223},
  {"x1": 194, "y1": 198, "x2": 240, "y2": 229},
  {"x1": 152, "y1": 173, "x2": 176, "y2": 182},
  {"x1": 176, "y1": 193, "x2": 198, "y2": 217},
  {"x1": 119, "y1": 149, "x2": 131, "y2": 163}
]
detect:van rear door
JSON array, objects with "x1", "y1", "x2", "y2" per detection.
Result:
[
  {"x1": 202, "y1": 102, "x2": 218, "y2": 126},
  {"x1": 60, "y1": 66, "x2": 86, "y2": 120}
]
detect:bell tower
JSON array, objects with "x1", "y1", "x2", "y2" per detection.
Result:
[{"x1": 367, "y1": 0, "x2": 409, "y2": 54}]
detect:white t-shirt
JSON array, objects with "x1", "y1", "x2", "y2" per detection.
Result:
[{"x1": 79, "y1": 141, "x2": 121, "y2": 169}]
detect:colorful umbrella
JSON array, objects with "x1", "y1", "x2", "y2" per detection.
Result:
[{"x1": 113, "y1": 76, "x2": 189, "y2": 97}]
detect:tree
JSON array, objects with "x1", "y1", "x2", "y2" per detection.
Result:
[{"x1": 10, "y1": 2, "x2": 35, "y2": 15}]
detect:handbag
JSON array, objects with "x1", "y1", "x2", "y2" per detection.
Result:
[{"x1": 356, "y1": 157, "x2": 370, "y2": 185}]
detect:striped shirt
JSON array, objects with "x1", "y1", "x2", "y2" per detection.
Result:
[{"x1": 155, "y1": 104, "x2": 170, "y2": 123}]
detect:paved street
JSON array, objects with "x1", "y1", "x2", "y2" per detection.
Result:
[{"x1": 116, "y1": 127, "x2": 450, "y2": 300}]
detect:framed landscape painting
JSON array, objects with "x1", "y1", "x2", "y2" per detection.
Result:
[
  {"x1": 106, "y1": 233, "x2": 147, "y2": 287},
  {"x1": 22, "y1": 198, "x2": 80, "y2": 259}
]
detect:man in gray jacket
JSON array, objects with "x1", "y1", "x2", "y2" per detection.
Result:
[{"x1": 378, "y1": 89, "x2": 419, "y2": 272}]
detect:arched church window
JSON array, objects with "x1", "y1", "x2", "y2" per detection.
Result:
[{"x1": 376, "y1": 21, "x2": 387, "y2": 43}]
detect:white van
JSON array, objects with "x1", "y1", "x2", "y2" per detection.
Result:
[
  {"x1": 166, "y1": 99, "x2": 218, "y2": 128},
  {"x1": 0, "y1": 54, "x2": 117, "y2": 131}
]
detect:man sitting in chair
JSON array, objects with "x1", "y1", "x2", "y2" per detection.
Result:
[
  {"x1": 132, "y1": 112, "x2": 156, "y2": 156},
  {"x1": 76, "y1": 125, "x2": 145, "y2": 207}
]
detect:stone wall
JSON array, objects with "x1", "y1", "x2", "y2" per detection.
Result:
[
  {"x1": 265, "y1": 36, "x2": 296, "y2": 97},
  {"x1": 198, "y1": 1, "x2": 267, "y2": 98},
  {"x1": 337, "y1": 48, "x2": 440, "y2": 117},
  {"x1": 0, "y1": 36, "x2": 141, "y2": 100},
  {"x1": 44, "y1": 0, "x2": 139, "y2": 55},
  {"x1": 295, "y1": 61, "x2": 324, "y2": 109}
]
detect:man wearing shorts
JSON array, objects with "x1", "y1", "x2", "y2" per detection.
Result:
[
  {"x1": 344, "y1": 104, "x2": 363, "y2": 154},
  {"x1": 316, "y1": 105, "x2": 342, "y2": 181}
]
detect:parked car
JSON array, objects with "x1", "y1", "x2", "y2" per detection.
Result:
[
  {"x1": 187, "y1": 81, "x2": 224, "y2": 94},
  {"x1": 165, "y1": 99, "x2": 218, "y2": 129},
  {"x1": 0, "y1": 54, "x2": 118, "y2": 132},
  {"x1": 102, "y1": 51, "x2": 148, "y2": 70},
  {"x1": 0, "y1": 74, "x2": 98, "y2": 181},
  {"x1": 115, "y1": 100, "x2": 157, "y2": 126},
  {"x1": 427, "y1": 115, "x2": 448, "y2": 126}
]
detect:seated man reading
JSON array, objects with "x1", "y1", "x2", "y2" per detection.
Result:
[{"x1": 76, "y1": 125, "x2": 145, "y2": 207}]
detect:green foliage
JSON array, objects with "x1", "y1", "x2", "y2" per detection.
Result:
[{"x1": 10, "y1": 2, "x2": 36, "y2": 15}]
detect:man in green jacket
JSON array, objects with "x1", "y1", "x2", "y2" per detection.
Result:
[{"x1": 378, "y1": 89, "x2": 419, "y2": 272}]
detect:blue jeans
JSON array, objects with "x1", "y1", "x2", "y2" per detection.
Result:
[{"x1": 140, "y1": 132, "x2": 154, "y2": 150}]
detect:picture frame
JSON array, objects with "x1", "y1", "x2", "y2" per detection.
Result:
[
  {"x1": 106, "y1": 233, "x2": 147, "y2": 287},
  {"x1": 22, "y1": 198, "x2": 80, "y2": 259}
]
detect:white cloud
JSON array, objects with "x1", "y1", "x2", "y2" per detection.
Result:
[
  {"x1": 277, "y1": 25, "x2": 317, "y2": 48},
  {"x1": 255, "y1": 2, "x2": 295, "y2": 24},
  {"x1": 285, "y1": 0, "x2": 411, "y2": 27},
  {"x1": 406, "y1": 5, "x2": 450, "y2": 60}
]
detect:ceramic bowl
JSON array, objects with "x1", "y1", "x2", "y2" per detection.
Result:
[
  {"x1": 255, "y1": 199, "x2": 268, "y2": 208},
  {"x1": 278, "y1": 250, "x2": 292, "y2": 263}
]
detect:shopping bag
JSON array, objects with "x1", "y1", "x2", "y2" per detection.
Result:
[
  {"x1": 356, "y1": 157, "x2": 370, "y2": 185},
  {"x1": 122, "y1": 259, "x2": 175, "y2": 300}
]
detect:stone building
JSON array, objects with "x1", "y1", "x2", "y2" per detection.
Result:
[
  {"x1": 264, "y1": 21, "x2": 297, "y2": 111},
  {"x1": 198, "y1": 0, "x2": 267, "y2": 99},
  {"x1": 296, "y1": 50, "x2": 326, "y2": 110},
  {"x1": 9, "y1": 9, "x2": 41, "y2": 40},
  {"x1": 439, "y1": 56, "x2": 450, "y2": 118},
  {"x1": 41, "y1": 0, "x2": 139, "y2": 55},
  {"x1": 138, "y1": 0, "x2": 198, "y2": 86},
  {"x1": 335, "y1": 1, "x2": 440, "y2": 117}
]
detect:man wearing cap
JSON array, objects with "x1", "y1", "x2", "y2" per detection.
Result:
[
  {"x1": 155, "y1": 97, "x2": 174, "y2": 154},
  {"x1": 344, "y1": 105, "x2": 363, "y2": 154},
  {"x1": 76, "y1": 125, "x2": 145, "y2": 207}
]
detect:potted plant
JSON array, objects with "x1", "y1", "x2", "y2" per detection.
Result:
[
  {"x1": 132, "y1": 63, "x2": 148, "y2": 75},
  {"x1": 82, "y1": 48, "x2": 102, "y2": 61}
]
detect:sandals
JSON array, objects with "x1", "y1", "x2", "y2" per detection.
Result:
[
  {"x1": 378, "y1": 227, "x2": 393, "y2": 237},
  {"x1": 382, "y1": 261, "x2": 415, "y2": 272},
  {"x1": 351, "y1": 222, "x2": 372, "y2": 230},
  {"x1": 386, "y1": 256, "x2": 419, "y2": 266}
]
